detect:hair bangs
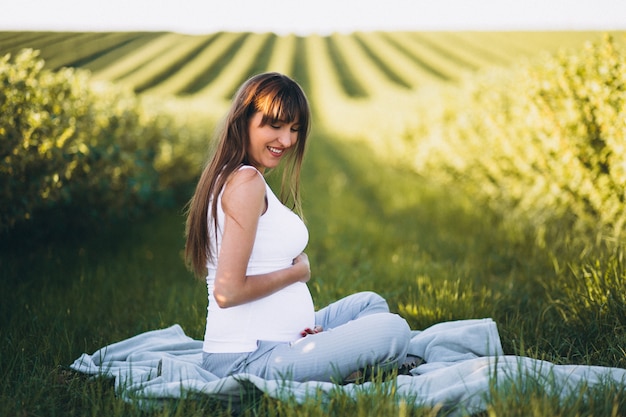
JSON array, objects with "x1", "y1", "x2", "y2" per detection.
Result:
[{"x1": 256, "y1": 84, "x2": 309, "y2": 130}]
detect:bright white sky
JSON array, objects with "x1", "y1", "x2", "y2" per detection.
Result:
[{"x1": 1, "y1": 0, "x2": 625, "y2": 34}]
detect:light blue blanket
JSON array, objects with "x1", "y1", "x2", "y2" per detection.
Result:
[{"x1": 70, "y1": 318, "x2": 626, "y2": 415}]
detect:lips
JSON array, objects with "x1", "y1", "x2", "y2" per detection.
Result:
[{"x1": 267, "y1": 146, "x2": 284, "y2": 157}]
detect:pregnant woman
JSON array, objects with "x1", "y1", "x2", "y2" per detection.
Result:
[{"x1": 184, "y1": 72, "x2": 411, "y2": 383}]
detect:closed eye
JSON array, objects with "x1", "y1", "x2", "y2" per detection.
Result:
[{"x1": 270, "y1": 123, "x2": 299, "y2": 132}]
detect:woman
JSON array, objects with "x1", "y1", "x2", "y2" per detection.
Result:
[{"x1": 185, "y1": 72, "x2": 411, "y2": 383}]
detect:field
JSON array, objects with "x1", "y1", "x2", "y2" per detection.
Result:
[
  {"x1": 1, "y1": 30, "x2": 626, "y2": 416},
  {"x1": 0, "y1": 31, "x2": 615, "y2": 127}
]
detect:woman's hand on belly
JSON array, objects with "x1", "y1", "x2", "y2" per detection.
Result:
[
  {"x1": 300, "y1": 325, "x2": 323, "y2": 337},
  {"x1": 292, "y1": 252, "x2": 311, "y2": 283}
]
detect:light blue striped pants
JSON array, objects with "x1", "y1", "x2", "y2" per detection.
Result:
[{"x1": 202, "y1": 291, "x2": 411, "y2": 382}]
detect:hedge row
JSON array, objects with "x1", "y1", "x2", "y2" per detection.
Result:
[
  {"x1": 0, "y1": 49, "x2": 207, "y2": 239},
  {"x1": 410, "y1": 35, "x2": 626, "y2": 247}
]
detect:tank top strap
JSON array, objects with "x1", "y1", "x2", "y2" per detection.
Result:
[{"x1": 237, "y1": 164, "x2": 263, "y2": 178}]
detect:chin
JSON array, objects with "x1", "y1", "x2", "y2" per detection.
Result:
[{"x1": 264, "y1": 160, "x2": 282, "y2": 169}]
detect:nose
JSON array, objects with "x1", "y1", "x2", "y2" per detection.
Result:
[{"x1": 277, "y1": 128, "x2": 295, "y2": 147}]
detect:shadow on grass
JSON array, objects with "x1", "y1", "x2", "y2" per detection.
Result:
[
  {"x1": 295, "y1": 130, "x2": 542, "y2": 325},
  {"x1": 3, "y1": 124, "x2": 624, "y2": 417}
]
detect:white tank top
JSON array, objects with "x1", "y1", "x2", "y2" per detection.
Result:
[{"x1": 203, "y1": 166, "x2": 315, "y2": 353}]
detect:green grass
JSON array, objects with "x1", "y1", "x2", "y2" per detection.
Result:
[
  {"x1": 2, "y1": 30, "x2": 626, "y2": 416},
  {"x1": 324, "y1": 36, "x2": 369, "y2": 98},
  {"x1": 135, "y1": 33, "x2": 221, "y2": 94},
  {"x1": 378, "y1": 32, "x2": 453, "y2": 82},
  {"x1": 178, "y1": 32, "x2": 250, "y2": 95},
  {"x1": 2, "y1": 126, "x2": 625, "y2": 416},
  {"x1": 1, "y1": 31, "x2": 615, "y2": 110},
  {"x1": 221, "y1": 33, "x2": 278, "y2": 100},
  {"x1": 352, "y1": 33, "x2": 414, "y2": 89}
]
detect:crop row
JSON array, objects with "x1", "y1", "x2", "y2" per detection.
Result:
[{"x1": 1, "y1": 30, "x2": 615, "y2": 102}]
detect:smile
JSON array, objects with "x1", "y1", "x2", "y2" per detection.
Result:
[{"x1": 267, "y1": 146, "x2": 284, "y2": 156}]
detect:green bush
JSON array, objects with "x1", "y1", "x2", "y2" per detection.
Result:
[
  {"x1": 0, "y1": 49, "x2": 198, "y2": 238},
  {"x1": 411, "y1": 35, "x2": 626, "y2": 247}
]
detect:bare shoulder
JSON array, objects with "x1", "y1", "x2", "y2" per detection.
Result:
[
  {"x1": 226, "y1": 166, "x2": 264, "y2": 190},
  {"x1": 222, "y1": 167, "x2": 265, "y2": 213}
]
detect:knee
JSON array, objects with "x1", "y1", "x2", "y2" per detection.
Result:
[
  {"x1": 386, "y1": 314, "x2": 411, "y2": 345},
  {"x1": 366, "y1": 313, "x2": 411, "y2": 364},
  {"x1": 386, "y1": 315, "x2": 411, "y2": 363},
  {"x1": 358, "y1": 291, "x2": 390, "y2": 313}
]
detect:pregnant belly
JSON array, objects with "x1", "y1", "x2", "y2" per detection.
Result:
[{"x1": 251, "y1": 282, "x2": 315, "y2": 341}]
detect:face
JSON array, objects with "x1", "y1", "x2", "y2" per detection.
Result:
[{"x1": 247, "y1": 111, "x2": 300, "y2": 173}]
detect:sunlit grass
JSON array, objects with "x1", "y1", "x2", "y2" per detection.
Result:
[
  {"x1": 90, "y1": 33, "x2": 183, "y2": 83},
  {"x1": 2, "y1": 30, "x2": 626, "y2": 417},
  {"x1": 177, "y1": 32, "x2": 248, "y2": 96},
  {"x1": 196, "y1": 32, "x2": 272, "y2": 99},
  {"x1": 3, "y1": 126, "x2": 626, "y2": 414}
]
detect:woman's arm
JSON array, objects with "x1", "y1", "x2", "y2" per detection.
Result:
[{"x1": 212, "y1": 169, "x2": 310, "y2": 308}]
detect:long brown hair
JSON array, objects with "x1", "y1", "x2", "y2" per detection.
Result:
[{"x1": 184, "y1": 72, "x2": 311, "y2": 277}]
